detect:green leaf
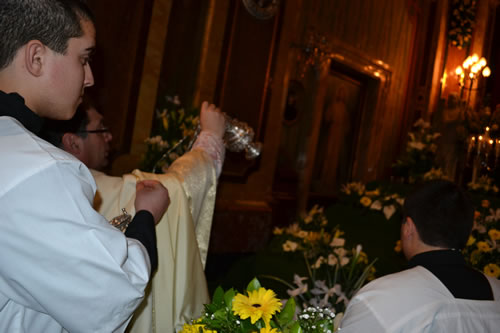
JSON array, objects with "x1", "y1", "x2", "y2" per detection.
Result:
[
  {"x1": 212, "y1": 286, "x2": 224, "y2": 308},
  {"x1": 289, "y1": 321, "x2": 303, "y2": 333},
  {"x1": 240, "y1": 318, "x2": 257, "y2": 332},
  {"x1": 224, "y1": 288, "x2": 235, "y2": 309},
  {"x1": 278, "y1": 297, "x2": 296, "y2": 326},
  {"x1": 213, "y1": 308, "x2": 227, "y2": 320},
  {"x1": 246, "y1": 277, "x2": 261, "y2": 292}
]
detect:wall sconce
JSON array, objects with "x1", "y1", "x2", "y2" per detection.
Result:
[{"x1": 455, "y1": 54, "x2": 490, "y2": 106}]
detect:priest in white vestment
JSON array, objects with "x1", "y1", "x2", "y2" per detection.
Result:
[
  {"x1": 339, "y1": 180, "x2": 500, "y2": 332},
  {"x1": 43, "y1": 101, "x2": 226, "y2": 332}
]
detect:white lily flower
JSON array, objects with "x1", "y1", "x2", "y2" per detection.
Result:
[
  {"x1": 156, "y1": 109, "x2": 168, "y2": 119},
  {"x1": 408, "y1": 141, "x2": 425, "y2": 151},
  {"x1": 383, "y1": 204, "x2": 396, "y2": 220},
  {"x1": 486, "y1": 208, "x2": 500, "y2": 223},
  {"x1": 329, "y1": 237, "x2": 345, "y2": 247},
  {"x1": 283, "y1": 240, "x2": 298, "y2": 252},
  {"x1": 312, "y1": 256, "x2": 325, "y2": 269},
  {"x1": 287, "y1": 274, "x2": 308, "y2": 297},
  {"x1": 370, "y1": 200, "x2": 382, "y2": 211},
  {"x1": 327, "y1": 254, "x2": 338, "y2": 266}
]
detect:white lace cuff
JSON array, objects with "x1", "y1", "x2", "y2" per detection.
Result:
[{"x1": 192, "y1": 131, "x2": 225, "y2": 178}]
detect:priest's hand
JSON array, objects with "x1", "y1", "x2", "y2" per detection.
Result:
[
  {"x1": 200, "y1": 101, "x2": 225, "y2": 139},
  {"x1": 135, "y1": 180, "x2": 170, "y2": 224}
]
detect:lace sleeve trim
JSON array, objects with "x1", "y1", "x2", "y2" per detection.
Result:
[{"x1": 191, "y1": 131, "x2": 225, "y2": 178}]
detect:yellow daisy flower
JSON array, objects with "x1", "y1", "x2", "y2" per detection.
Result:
[
  {"x1": 306, "y1": 231, "x2": 321, "y2": 243},
  {"x1": 488, "y1": 229, "x2": 500, "y2": 241},
  {"x1": 476, "y1": 241, "x2": 492, "y2": 252},
  {"x1": 394, "y1": 240, "x2": 402, "y2": 253},
  {"x1": 466, "y1": 235, "x2": 476, "y2": 246},
  {"x1": 358, "y1": 251, "x2": 369, "y2": 264},
  {"x1": 258, "y1": 327, "x2": 279, "y2": 333},
  {"x1": 360, "y1": 196, "x2": 372, "y2": 207},
  {"x1": 273, "y1": 227, "x2": 284, "y2": 235},
  {"x1": 232, "y1": 288, "x2": 282, "y2": 325},
  {"x1": 484, "y1": 263, "x2": 500, "y2": 278},
  {"x1": 179, "y1": 321, "x2": 216, "y2": 333},
  {"x1": 365, "y1": 189, "x2": 380, "y2": 197},
  {"x1": 470, "y1": 249, "x2": 480, "y2": 265}
]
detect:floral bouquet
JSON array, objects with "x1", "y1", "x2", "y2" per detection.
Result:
[
  {"x1": 392, "y1": 119, "x2": 441, "y2": 182},
  {"x1": 140, "y1": 95, "x2": 199, "y2": 173},
  {"x1": 463, "y1": 199, "x2": 500, "y2": 279},
  {"x1": 180, "y1": 278, "x2": 339, "y2": 333},
  {"x1": 272, "y1": 206, "x2": 377, "y2": 315},
  {"x1": 340, "y1": 182, "x2": 404, "y2": 220},
  {"x1": 448, "y1": 0, "x2": 477, "y2": 49},
  {"x1": 467, "y1": 175, "x2": 499, "y2": 195}
]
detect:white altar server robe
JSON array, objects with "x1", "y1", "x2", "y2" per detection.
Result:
[
  {"x1": 339, "y1": 266, "x2": 500, "y2": 333},
  {"x1": 0, "y1": 117, "x2": 151, "y2": 332}
]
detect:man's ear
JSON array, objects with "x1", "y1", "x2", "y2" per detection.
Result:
[
  {"x1": 402, "y1": 216, "x2": 417, "y2": 239},
  {"x1": 62, "y1": 133, "x2": 83, "y2": 156},
  {"x1": 24, "y1": 40, "x2": 47, "y2": 77}
]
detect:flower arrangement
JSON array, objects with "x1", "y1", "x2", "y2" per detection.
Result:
[
  {"x1": 272, "y1": 206, "x2": 377, "y2": 315},
  {"x1": 468, "y1": 175, "x2": 499, "y2": 195},
  {"x1": 463, "y1": 199, "x2": 500, "y2": 279},
  {"x1": 340, "y1": 182, "x2": 404, "y2": 220},
  {"x1": 180, "y1": 278, "x2": 338, "y2": 333},
  {"x1": 464, "y1": 104, "x2": 500, "y2": 138},
  {"x1": 140, "y1": 95, "x2": 199, "y2": 173},
  {"x1": 422, "y1": 167, "x2": 451, "y2": 182},
  {"x1": 448, "y1": 0, "x2": 477, "y2": 50},
  {"x1": 393, "y1": 119, "x2": 441, "y2": 182}
]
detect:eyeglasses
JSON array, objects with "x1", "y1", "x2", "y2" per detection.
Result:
[{"x1": 76, "y1": 128, "x2": 110, "y2": 134}]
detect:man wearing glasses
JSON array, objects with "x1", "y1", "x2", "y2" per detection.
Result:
[
  {"x1": 56, "y1": 100, "x2": 114, "y2": 171},
  {"x1": 43, "y1": 99, "x2": 226, "y2": 332}
]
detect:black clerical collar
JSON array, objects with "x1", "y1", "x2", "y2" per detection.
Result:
[
  {"x1": 0, "y1": 90, "x2": 43, "y2": 135},
  {"x1": 408, "y1": 249, "x2": 493, "y2": 300},
  {"x1": 408, "y1": 249, "x2": 465, "y2": 268}
]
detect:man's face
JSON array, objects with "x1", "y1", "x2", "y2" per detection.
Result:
[
  {"x1": 79, "y1": 108, "x2": 112, "y2": 170},
  {"x1": 41, "y1": 19, "x2": 95, "y2": 120}
]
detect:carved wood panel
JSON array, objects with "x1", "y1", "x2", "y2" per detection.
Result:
[
  {"x1": 214, "y1": 0, "x2": 283, "y2": 181},
  {"x1": 86, "y1": 0, "x2": 154, "y2": 160}
]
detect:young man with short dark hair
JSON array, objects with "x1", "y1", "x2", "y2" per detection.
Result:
[
  {"x1": 339, "y1": 180, "x2": 500, "y2": 332},
  {"x1": 0, "y1": 1, "x2": 170, "y2": 331}
]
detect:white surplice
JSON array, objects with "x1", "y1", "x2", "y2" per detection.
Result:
[
  {"x1": 339, "y1": 266, "x2": 500, "y2": 333},
  {"x1": 0, "y1": 117, "x2": 151, "y2": 332},
  {"x1": 91, "y1": 147, "x2": 218, "y2": 332}
]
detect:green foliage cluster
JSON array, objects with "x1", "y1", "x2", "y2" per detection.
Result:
[
  {"x1": 448, "y1": 0, "x2": 477, "y2": 49},
  {"x1": 140, "y1": 96, "x2": 199, "y2": 173}
]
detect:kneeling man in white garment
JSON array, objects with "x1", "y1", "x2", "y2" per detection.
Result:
[{"x1": 339, "y1": 180, "x2": 500, "y2": 333}]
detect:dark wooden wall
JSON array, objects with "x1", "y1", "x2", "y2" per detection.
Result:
[
  {"x1": 86, "y1": 0, "x2": 154, "y2": 161},
  {"x1": 85, "y1": 0, "x2": 489, "y2": 253}
]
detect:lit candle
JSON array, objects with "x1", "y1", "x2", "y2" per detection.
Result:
[
  {"x1": 496, "y1": 139, "x2": 500, "y2": 166},
  {"x1": 483, "y1": 66, "x2": 491, "y2": 77},
  {"x1": 467, "y1": 136, "x2": 475, "y2": 159}
]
